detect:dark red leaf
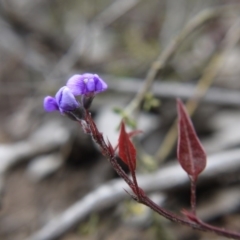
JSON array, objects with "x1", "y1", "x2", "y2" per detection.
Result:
[
  {"x1": 114, "y1": 129, "x2": 142, "y2": 152},
  {"x1": 177, "y1": 99, "x2": 207, "y2": 180},
  {"x1": 118, "y1": 121, "x2": 137, "y2": 171}
]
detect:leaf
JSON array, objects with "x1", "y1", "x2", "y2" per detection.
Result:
[
  {"x1": 177, "y1": 99, "x2": 207, "y2": 180},
  {"x1": 114, "y1": 129, "x2": 142, "y2": 152},
  {"x1": 118, "y1": 121, "x2": 137, "y2": 171}
]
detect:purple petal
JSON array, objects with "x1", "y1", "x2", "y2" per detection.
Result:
[
  {"x1": 43, "y1": 96, "x2": 59, "y2": 112},
  {"x1": 66, "y1": 75, "x2": 86, "y2": 95},
  {"x1": 66, "y1": 73, "x2": 108, "y2": 95},
  {"x1": 55, "y1": 86, "x2": 79, "y2": 112},
  {"x1": 86, "y1": 78, "x2": 95, "y2": 92},
  {"x1": 55, "y1": 87, "x2": 63, "y2": 105},
  {"x1": 94, "y1": 74, "x2": 108, "y2": 92}
]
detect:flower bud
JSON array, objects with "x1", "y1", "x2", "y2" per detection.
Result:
[
  {"x1": 66, "y1": 73, "x2": 108, "y2": 96},
  {"x1": 43, "y1": 86, "x2": 84, "y2": 120},
  {"x1": 43, "y1": 96, "x2": 59, "y2": 112},
  {"x1": 55, "y1": 86, "x2": 80, "y2": 113}
]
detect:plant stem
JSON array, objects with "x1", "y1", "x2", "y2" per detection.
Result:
[
  {"x1": 82, "y1": 111, "x2": 240, "y2": 240},
  {"x1": 190, "y1": 178, "x2": 197, "y2": 215}
]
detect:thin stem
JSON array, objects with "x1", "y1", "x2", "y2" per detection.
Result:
[
  {"x1": 140, "y1": 195, "x2": 240, "y2": 239},
  {"x1": 190, "y1": 178, "x2": 197, "y2": 215},
  {"x1": 130, "y1": 165, "x2": 140, "y2": 197},
  {"x1": 190, "y1": 215, "x2": 240, "y2": 239},
  {"x1": 82, "y1": 111, "x2": 240, "y2": 240},
  {"x1": 140, "y1": 194, "x2": 203, "y2": 230},
  {"x1": 82, "y1": 111, "x2": 134, "y2": 188}
]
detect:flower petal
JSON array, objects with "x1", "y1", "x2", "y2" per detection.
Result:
[
  {"x1": 66, "y1": 73, "x2": 108, "y2": 95},
  {"x1": 43, "y1": 96, "x2": 59, "y2": 112},
  {"x1": 55, "y1": 86, "x2": 79, "y2": 112},
  {"x1": 66, "y1": 75, "x2": 85, "y2": 95},
  {"x1": 55, "y1": 87, "x2": 63, "y2": 105},
  {"x1": 94, "y1": 74, "x2": 108, "y2": 92},
  {"x1": 86, "y1": 78, "x2": 95, "y2": 92}
]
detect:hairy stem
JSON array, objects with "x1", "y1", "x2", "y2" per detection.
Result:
[{"x1": 82, "y1": 111, "x2": 240, "y2": 240}]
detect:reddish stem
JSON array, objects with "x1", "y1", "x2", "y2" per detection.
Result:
[
  {"x1": 130, "y1": 164, "x2": 140, "y2": 197},
  {"x1": 190, "y1": 177, "x2": 197, "y2": 215},
  {"x1": 79, "y1": 111, "x2": 240, "y2": 240}
]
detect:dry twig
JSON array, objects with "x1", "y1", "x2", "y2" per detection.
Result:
[
  {"x1": 125, "y1": 4, "x2": 240, "y2": 115},
  {"x1": 155, "y1": 18, "x2": 240, "y2": 163}
]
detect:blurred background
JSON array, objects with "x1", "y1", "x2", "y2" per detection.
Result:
[{"x1": 1, "y1": 0, "x2": 240, "y2": 239}]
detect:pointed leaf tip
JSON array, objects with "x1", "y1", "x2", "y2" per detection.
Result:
[
  {"x1": 177, "y1": 99, "x2": 207, "y2": 179},
  {"x1": 118, "y1": 121, "x2": 137, "y2": 171}
]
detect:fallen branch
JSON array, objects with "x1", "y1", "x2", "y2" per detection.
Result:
[
  {"x1": 125, "y1": 4, "x2": 240, "y2": 115},
  {"x1": 106, "y1": 78, "x2": 240, "y2": 107},
  {"x1": 155, "y1": 17, "x2": 240, "y2": 163}
]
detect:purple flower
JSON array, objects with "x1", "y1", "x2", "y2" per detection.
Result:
[
  {"x1": 43, "y1": 96, "x2": 59, "y2": 112},
  {"x1": 66, "y1": 73, "x2": 107, "y2": 96},
  {"x1": 43, "y1": 86, "x2": 79, "y2": 113}
]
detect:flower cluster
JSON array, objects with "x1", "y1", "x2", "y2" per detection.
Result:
[{"x1": 43, "y1": 73, "x2": 107, "y2": 119}]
